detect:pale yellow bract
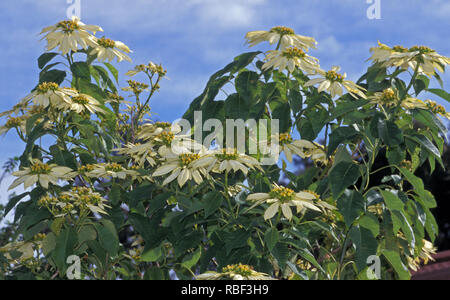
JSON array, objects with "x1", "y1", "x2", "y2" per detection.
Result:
[
  {"x1": 246, "y1": 183, "x2": 333, "y2": 221},
  {"x1": 22, "y1": 82, "x2": 77, "y2": 108},
  {"x1": 59, "y1": 93, "x2": 105, "y2": 114},
  {"x1": 90, "y1": 37, "x2": 132, "y2": 63},
  {"x1": 115, "y1": 142, "x2": 158, "y2": 167},
  {"x1": 153, "y1": 147, "x2": 210, "y2": 187},
  {"x1": 84, "y1": 163, "x2": 139, "y2": 180},
  {"x1": 192, "y1": 148, "x2": 262, "y2": 176},
  {"x1": 40, "y1": 16, "x2": 103, "y2": 55},
  {"x1": 369, "y1": 41, "x2": 450, "y2": 77},
  {"x1": 245, "y1": 26, "x2": 317, "y2": 51},
  {"x1": 9, "y1": 159, "x2": 75, "y2": 190},
  {"x1": 262, "y1": 47, "x2": 320, "y2": 74},
  {"x1": 305, "y1": 66, "x2": 367, "y2": 99}
]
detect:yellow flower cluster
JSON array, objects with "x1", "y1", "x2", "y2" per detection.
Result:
[
  {"x1": 282, "y1": 47, "x2": 306, "y2": 59},
  {"x1": 215, "y1": 149, "x2": 239, "y2": 161},
  {"x1": 126, "y1": 62, "x2": 167, "y2": 77},
  {"x1": 97, "y1": 37, "x2": 116, "y2": 48},
  {"x1": 36, "y1": 82, "x2": 59, "y2": 94},
  {"x1": 425, "y1": 100, "x2": 448, "y2": 117},
  {"x1": 270, "y1": 26, "x2": 295, "y2": 36},
  {"x1": 222, "y1": 264, "x2": 254, "y2": 277},
  {"x1": 38, "y1": 187, "x2": 109, "y2": 217},
  {"x1": 197, "y1": 263, "x2": 274, "y2": 280},
  {"x1": 269, "y1": 186, "x2": 295, "y2": 203},
  {"x1": 279, "y1": 133, "x2": 293, "y2": 145},
  {"x1": 30, "y1": 162, "x2": 52, "y2": 174},
  {"x1": 5, "y1": 117, "x2": 23, "y2": 128},
  {"x1": 179, "y1": 153, "x2": 201, "y2": 167},
  {"x1": 122, "y1": 80, "x2": 150, "y2": 96},
  {"x1": 369, "y1": 88, "x2": 399, "y2": 107},
  {"x1": 155, "y1": 131, "x2": 175, "y2": 146},
  {"x1": 325, "y1": 70, "x2": 345, "y2": 83},
  {"x1": 56, "y1": 20, "x2": 80, "y2": 33},
  {"x1": 105, "y1": 163, "x2": 124, "y2": 172}
]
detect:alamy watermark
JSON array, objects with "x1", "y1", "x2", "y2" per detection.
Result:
[
  {"x1": 67, "y1": 0, "x2": 81, "y2": 19},
  {"x1": 366, "y1": 0, "x2": 381, "y2": 20},
  {"x1": 66, "y1": 255, "x2": 81, "y2": 280},
  {"x1": 366, "y1": 255, "x2": 381, "y2": 280}
]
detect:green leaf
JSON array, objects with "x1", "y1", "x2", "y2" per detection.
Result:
[
  {"x1": 42, "y1": 232, "x2": 56, "y2": 256},
  {"x1": 147, "y1": 192, "x2": 171, "y2": 215},
  {"x1": 235, "y1": 71, "x2": 261, "y2": 103},
  {"x1": 40, "y1": 62, "x2": 62, "y2": 76},
  {"x1": 50, "y1": 218, "x2": 65, "y2": 235},
  {"x1": 183, "y1": 51, "x2": 261, "y2": 121},
  {"x1": 413, "y1": 75, "x2": 429, "y2": 95},
  {"x1": 337, "y1": 190, "x2": 365, "y2": 228},
  {"x1": 359, "y1": 214, "x2": 380, "y2": 237},
  {"x1": 288, "y1": 89, "x2": 303, "y2": 113},
  {"x1": 424, "y1": 208, "x2": 438, "y2": 242},
  {"x1": 53, "y1": 227, "x2": 78, "y2": 274},
  {"x1": 386, "y1": 147, "x2": 406, "y2": 166},
  {"x1": 380, "y1": 190, "x2": 404, "y2": 212},
  {"x1": 427, "y1": 88, "x2": 450, "y2": 102},
  {"x1": 104, "y1": 62, "x2": 119, "y2": 83},
  {"x1": 39, "y1": 69, "x2": 66, "y2": 85},
  {"x1": 225, "y1": 93, "x2": 249, "y2": 119},
  {"x1": 377, "y1": 119, "x2": 403, "y2": 147},
  {"x1": 38, "y1": 52, "x2": 58, "y2": 69},
  {"x1": 214, "y1": 51, "x2": 262, "y2": 79},
  {"x1": 350, "y1": 226, "x2": 378, "y2": 272},
  {"x1": 141, "y1": 246, "x2": 162, "y2": 262},
  {"x1": 203, "y1": 191, "x2": 223, "y2": 218},
  {"x1": 297, "y1": 248, "x2": 325, "y2": 274},
  {"x1": 25, "y1": 113, "x2": 43, "y2": 135},
  {"x1": 392, "y1": 210, "x2": 415, "y2": 251},
  {"x1": 271, "y1": 242, "x2": 289, "y2": 269},
  {"x1": 78, "y1": 225, "x2": 97, "y2": 245},
  {"x1": 286, "y1": 261, "x2": 308, "y2": 280},
  {"x1": 224, "y1": 230, "x2": 250, "y2": 254},
  {"x1": 71, "y1": 62, "x2": 91, "y2": 80},
  {"x1": 93, "y1": 65, "x2": 117, "y2": 93},
  {"x1": 382, "y1": 250, "x2": 410, "y2": 280},
  {"x1": 108, "y1": 184, "x2": 121, "y2": 206},
  {"x1": 95, "y1": 219, "x2": 119, "y2": 257},
  {"x1": 144, "y1": 267, "x2": 169, "y2": 280},
  {"x1": 270, "y1": 99, "x2": 292, "y2": 133},
  {"x1": 49, "y1": 145, "x2": 77, "y2": 169},
  {"x1": 406, "y1": 134, "x2": 440, "y2": 158},
  {"x1": 264, "y1": 227, "x2": 279, "y2": 251},
  {"x1": 398, "y1": 168, "x2": 424, "y2": 193},
  {"x1": 297, "y1": 107, "x2": 329, "y2": 141},
  {"x1": 4, "y1": 192, "x2": 29, "y2": 216},
  {"x1": 328, "y1": 161, "x2": 361, "y2": 198},
  {"x1": 327, "y1": 99, "x2": 369, "y2": 122},
  {"x1": 327, "y1": 126, "x2": 360, "y2": 156},
  {"x1": 76, "y1": 78, "x2": 107, "y2": 101},
  {"x1": 181, "y1": 247, "x2": 202, "y2": 270}
]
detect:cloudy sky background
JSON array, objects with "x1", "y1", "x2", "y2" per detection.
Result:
[{"x1": 1, "y1": 0, "x2": 450, "y2": 217}]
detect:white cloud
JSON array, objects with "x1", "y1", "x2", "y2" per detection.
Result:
[{"x1": 190, "y1": 0, "x2": 265, "y2": 29}]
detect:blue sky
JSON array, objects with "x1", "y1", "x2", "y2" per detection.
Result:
[{"x1": 0, "y1": 0, "x2": 450, "y2": 207}]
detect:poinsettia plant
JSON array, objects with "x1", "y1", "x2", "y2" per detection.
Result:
[{"x1": 0, "y1": 18, "x2": 449, "y2": 280}]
